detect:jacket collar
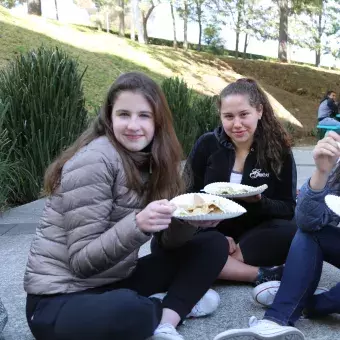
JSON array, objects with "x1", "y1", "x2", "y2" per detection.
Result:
[{"x1": 213, "y1": 126, "x2": 256, "y2": 152}]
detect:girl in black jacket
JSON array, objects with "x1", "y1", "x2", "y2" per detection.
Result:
[{"x1": 186, "y1": 78, "x2": 297, "y2": 285}]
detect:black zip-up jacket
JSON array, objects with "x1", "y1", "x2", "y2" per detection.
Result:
[{"x1": 185, "y1": 127, "x2": 297, "y2": 229}]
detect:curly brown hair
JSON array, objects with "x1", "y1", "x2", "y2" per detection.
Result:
[
  {"x1": 217, "y1": 78, "x2": 291, "y2": 178},
  {"x1": 44, "y1": 72, "x2": 185, "y2": 203}
]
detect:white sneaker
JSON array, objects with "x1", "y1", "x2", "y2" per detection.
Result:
[
  {"x1": 149, "y1": 323, "x2": 184, "y2": 340},
  {"x1": 213, "y1": 316, "x2": 305, "y2": 340},
  {"x1": 253, "y1": 281, "x2": 329, "y2": 307},
  {"x1": 150, "y1": 289, "x2": 220, "y2": 318}
]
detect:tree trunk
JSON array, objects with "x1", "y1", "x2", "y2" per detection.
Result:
[
  {"x1": 315, "y1": 2, "x2": 323, "y2": 67},
  {"x1": 136, "y1": 1, "x2": 145, "y2": 44},
  {"x1": 140, "y1": 2, "x2": 156, "y2": 45},
  {"x1": 235, "y1": 0, "x2": 243, "y2": 59},
  {"x1": 106, "y1": 11, "x2": 109, "y2": 33},
  {"x1": 315, "y1": 50, "x2": 321, "y2": 67},
  {"x1": 142, "y1": 15, "x2": 148, "y2": 42},
  {"x1": 183, "y1": 0, "x2": 188, "y2": 50},
  {"x1": 243, "y1": 33, "x2": 248, "y2": 59},
  {"x1": 170, "y1": 0, "x2": 177, "y2": 49},
  {"x1": 54, "y1": 0, "x2": 59, "y2": 20},
  {"x1": 197, "y1": 16, "x2": 202, "y2": 51},
  {"x1": 278, "y1": 0, "x2": 288, "y2": 62},
  {"x1": 27, "y1": 0, "x2": 41, "y2": 15},
  {"x1": 235, "y1": 31, "x2": 240, "y2": 58},
  {"x1": 119, "y1": 0, "x2": 125, "y2": 37},
  {"x1": 130, "y1": 0, "x2": 138, "y2": 41}
]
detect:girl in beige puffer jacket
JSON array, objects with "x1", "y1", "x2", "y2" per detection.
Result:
[{"x1": 24, "y1": 72, "x2": 228, "y2": 340}]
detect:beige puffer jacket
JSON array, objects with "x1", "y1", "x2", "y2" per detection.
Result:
[{"x1": 24, "y1": 136, "x2": 196, "y2": 295}]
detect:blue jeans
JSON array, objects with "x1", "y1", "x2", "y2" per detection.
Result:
[
  {"x1": 319, "y1": 117, "x2": 340, "y2": 126},
  {"x1": 264, "y1": 227, "x2": 340, "y2": 326}
]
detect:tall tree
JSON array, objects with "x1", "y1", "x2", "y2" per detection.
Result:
[
  {"x1": 315, "y1": 1, "x2": 323, "y2": 66},
  {"x1": 177, "y1": 0, "x2": 189, "y2": 49},
  {"x1": 203, "y1": 22, "x2": 225, "y2": 53},
  {"x1": 277, "y1": 0, "x2": 289, "y2": 61},
  {"x1": 242, "y1": 2, "x2": 279, "y2": 56},
  {"x1": 118, "y1": 0, "x2": 125, "y2": 36},
  {"x1": 169, "y1": 0, "x2": 178, "y2": 48},
  {"x1": 130, "y1": 0, "x2": 138, "y2": 40},
  {"x1": 139, "y1": 0, "x2": 159, "y2": 43},
  {"x1": 189, "y1": 0, "x2": 207, "y2": 51},
  {"x1": 212, "y1": 0, "x2": 263, "y2": 58},
  {"x1": 54, "y1": 0, "x2": 59, "y2": 20},
  {"x1": 212, "y1": 0, "x2": 262, "y2": 58},
  {"x1": 27, "y1": 0, "x2": 41, "y2": 15},
  {"x1": 290, "y1": 0, "x2": 339, "y2": 66},
  {"x1": 234, "y1": 0, "x2": 245, "y2": 58},
  {"x1": 273, "y1": 0, "x2": 321, "y2": 62},
  {"x1": 0, "y1": 0, "x2": 16, "y2": 8},
  {"x1": 94, "y1": 0, "x2": 125, "y2": 34},
  {"x1": 94, "y1": 0, "x2": 112, "y2": 32},
  {"x1": 321, "y1": 3, "x2": 340, "y2": 62},
  {"x1": 183, "y1": 0, "x2": 189, "y2": 49},
  {"x1": 243, "y1": 26, "x2": 249, "y2": 58}
]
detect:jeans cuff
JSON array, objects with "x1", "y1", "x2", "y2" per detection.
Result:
[{"x1": 263, "y1": 316, "x2": 288, "y2": 326}]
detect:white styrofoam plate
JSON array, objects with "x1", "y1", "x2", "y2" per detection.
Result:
[
  {"x1": 325, "y1": 194, "x2": 340, "y2": 217},
  {"x1": 171, "y1": 193, "x2": 246, "y2": 221},
  {"x1": 203, "y1": 182, "x2": 268, "y2": 198}
]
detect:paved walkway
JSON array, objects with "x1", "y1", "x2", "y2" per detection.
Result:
[{"x1": 1, "y1": 147, "x2": 340, "y2": 340}]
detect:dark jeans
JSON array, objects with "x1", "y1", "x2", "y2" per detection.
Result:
[
  {"x1": 265, "y1": 226, "x2": 340, "y2": 326},
  {"x1": 217, "y1": 218, "x2": 297, "y2": 267},
  {"x1": 26, "y1": 231, "x2": 227, "y2": 340}
]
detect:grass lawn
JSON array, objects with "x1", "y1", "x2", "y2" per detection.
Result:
[{"x1": 1, "y1": 5, "x2": 340, "y2": 143}]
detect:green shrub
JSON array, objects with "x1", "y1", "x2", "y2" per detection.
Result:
[
  {"x1": 0, "y1": 100, "x2": 17, "y2": 209},
  {"x1": 283, "y1": 121, "x2": 296, "y2": 136},
  {"x1": 194, "y1": 95, "x2": 219, "y2": 139},
  {"x1": 162, "y1": 77, "x2": 220, "y2": 157},
  {"x1": 162, "y1": 77, "x2": 199, "y2": 157},
  {"x1": 0, "y1": 46, "x2": 88, "y2": 205},
  {"x1": 307, "y1": 127, "x2": 317, "y2": 137}
]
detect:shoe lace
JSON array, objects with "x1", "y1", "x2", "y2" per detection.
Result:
[
  {"x1": 155, "y1": 323, "x2": 181, "y2": 336},
  {"x1": 248, "y1": 316, "x2": 276, "y2": 330},
  {"x1": 268, "y1": 288, "x2": 279, "y2": 296},
  {"x1": 249, "y1": 316, "x2": 259, "y2": 327},
  {"x1": 190, "y1": 301, "x2": 204, "y2": 316}
]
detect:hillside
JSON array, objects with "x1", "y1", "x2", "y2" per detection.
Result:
[
  {"x1": 226, "y1": 59, "x2": 340, "y2": 139},
  {"x1": 1, "y1": 5, "x2": 340, "y2": 144}
]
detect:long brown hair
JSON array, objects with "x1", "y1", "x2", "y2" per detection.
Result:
[
  {"x1": 44, "y1": 72, "x2": 185, "y2": 202},
  {"x1": 217, "y1": 78, "x2": 291, "y2": 178}
]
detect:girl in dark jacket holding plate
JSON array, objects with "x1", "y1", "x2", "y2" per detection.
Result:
[{"x1": 185, "y1": 78, "x2": 297, "y2": 285}]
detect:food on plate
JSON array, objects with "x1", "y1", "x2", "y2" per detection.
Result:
[
  {"x1": 175, "y1": 194, "x2": 225, "y2": 216},
  {"x1": 214, "y1": 186, "x2": 249, "y2": 195},
  {"x1": 203, "y1": 182, "x2": 268, "y2": 197}
]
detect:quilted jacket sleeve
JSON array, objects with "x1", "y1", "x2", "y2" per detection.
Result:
[
  {"x1": 60, "y1": 143, "x2": 150, "y2": 279},
  {"x1": 296, "y1": 176, "x2": 340, "y2": 232},
  {"x1": 156, "y1": 218, "x2": 198, "y2": 249}
]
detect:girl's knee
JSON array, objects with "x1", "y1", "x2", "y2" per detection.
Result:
[
  {"x1": 195, "y1": 231, "x2": 229, "y2": 260},
  {"x1": 231, "y1": 244, "x2": 244, "y2": 262}
]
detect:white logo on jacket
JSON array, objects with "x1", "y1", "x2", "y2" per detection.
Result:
[{"x1": 249, "y1": 168, "x2": 270, "y2": 179}]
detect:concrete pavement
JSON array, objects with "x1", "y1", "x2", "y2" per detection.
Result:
[{"x1": 2, "y1": 147, "x2": 340, "y2": 340}]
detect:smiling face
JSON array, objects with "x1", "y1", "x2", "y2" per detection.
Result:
[
  {"x1": 329, "y1": 92, "x2": 336, "y2": 101},
  {"x1": 111, "y1": 91, "x2": 155, "y2": 152},
  {"x1": 220, "y1": 94, "x2": 262, "y2": 147}
]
